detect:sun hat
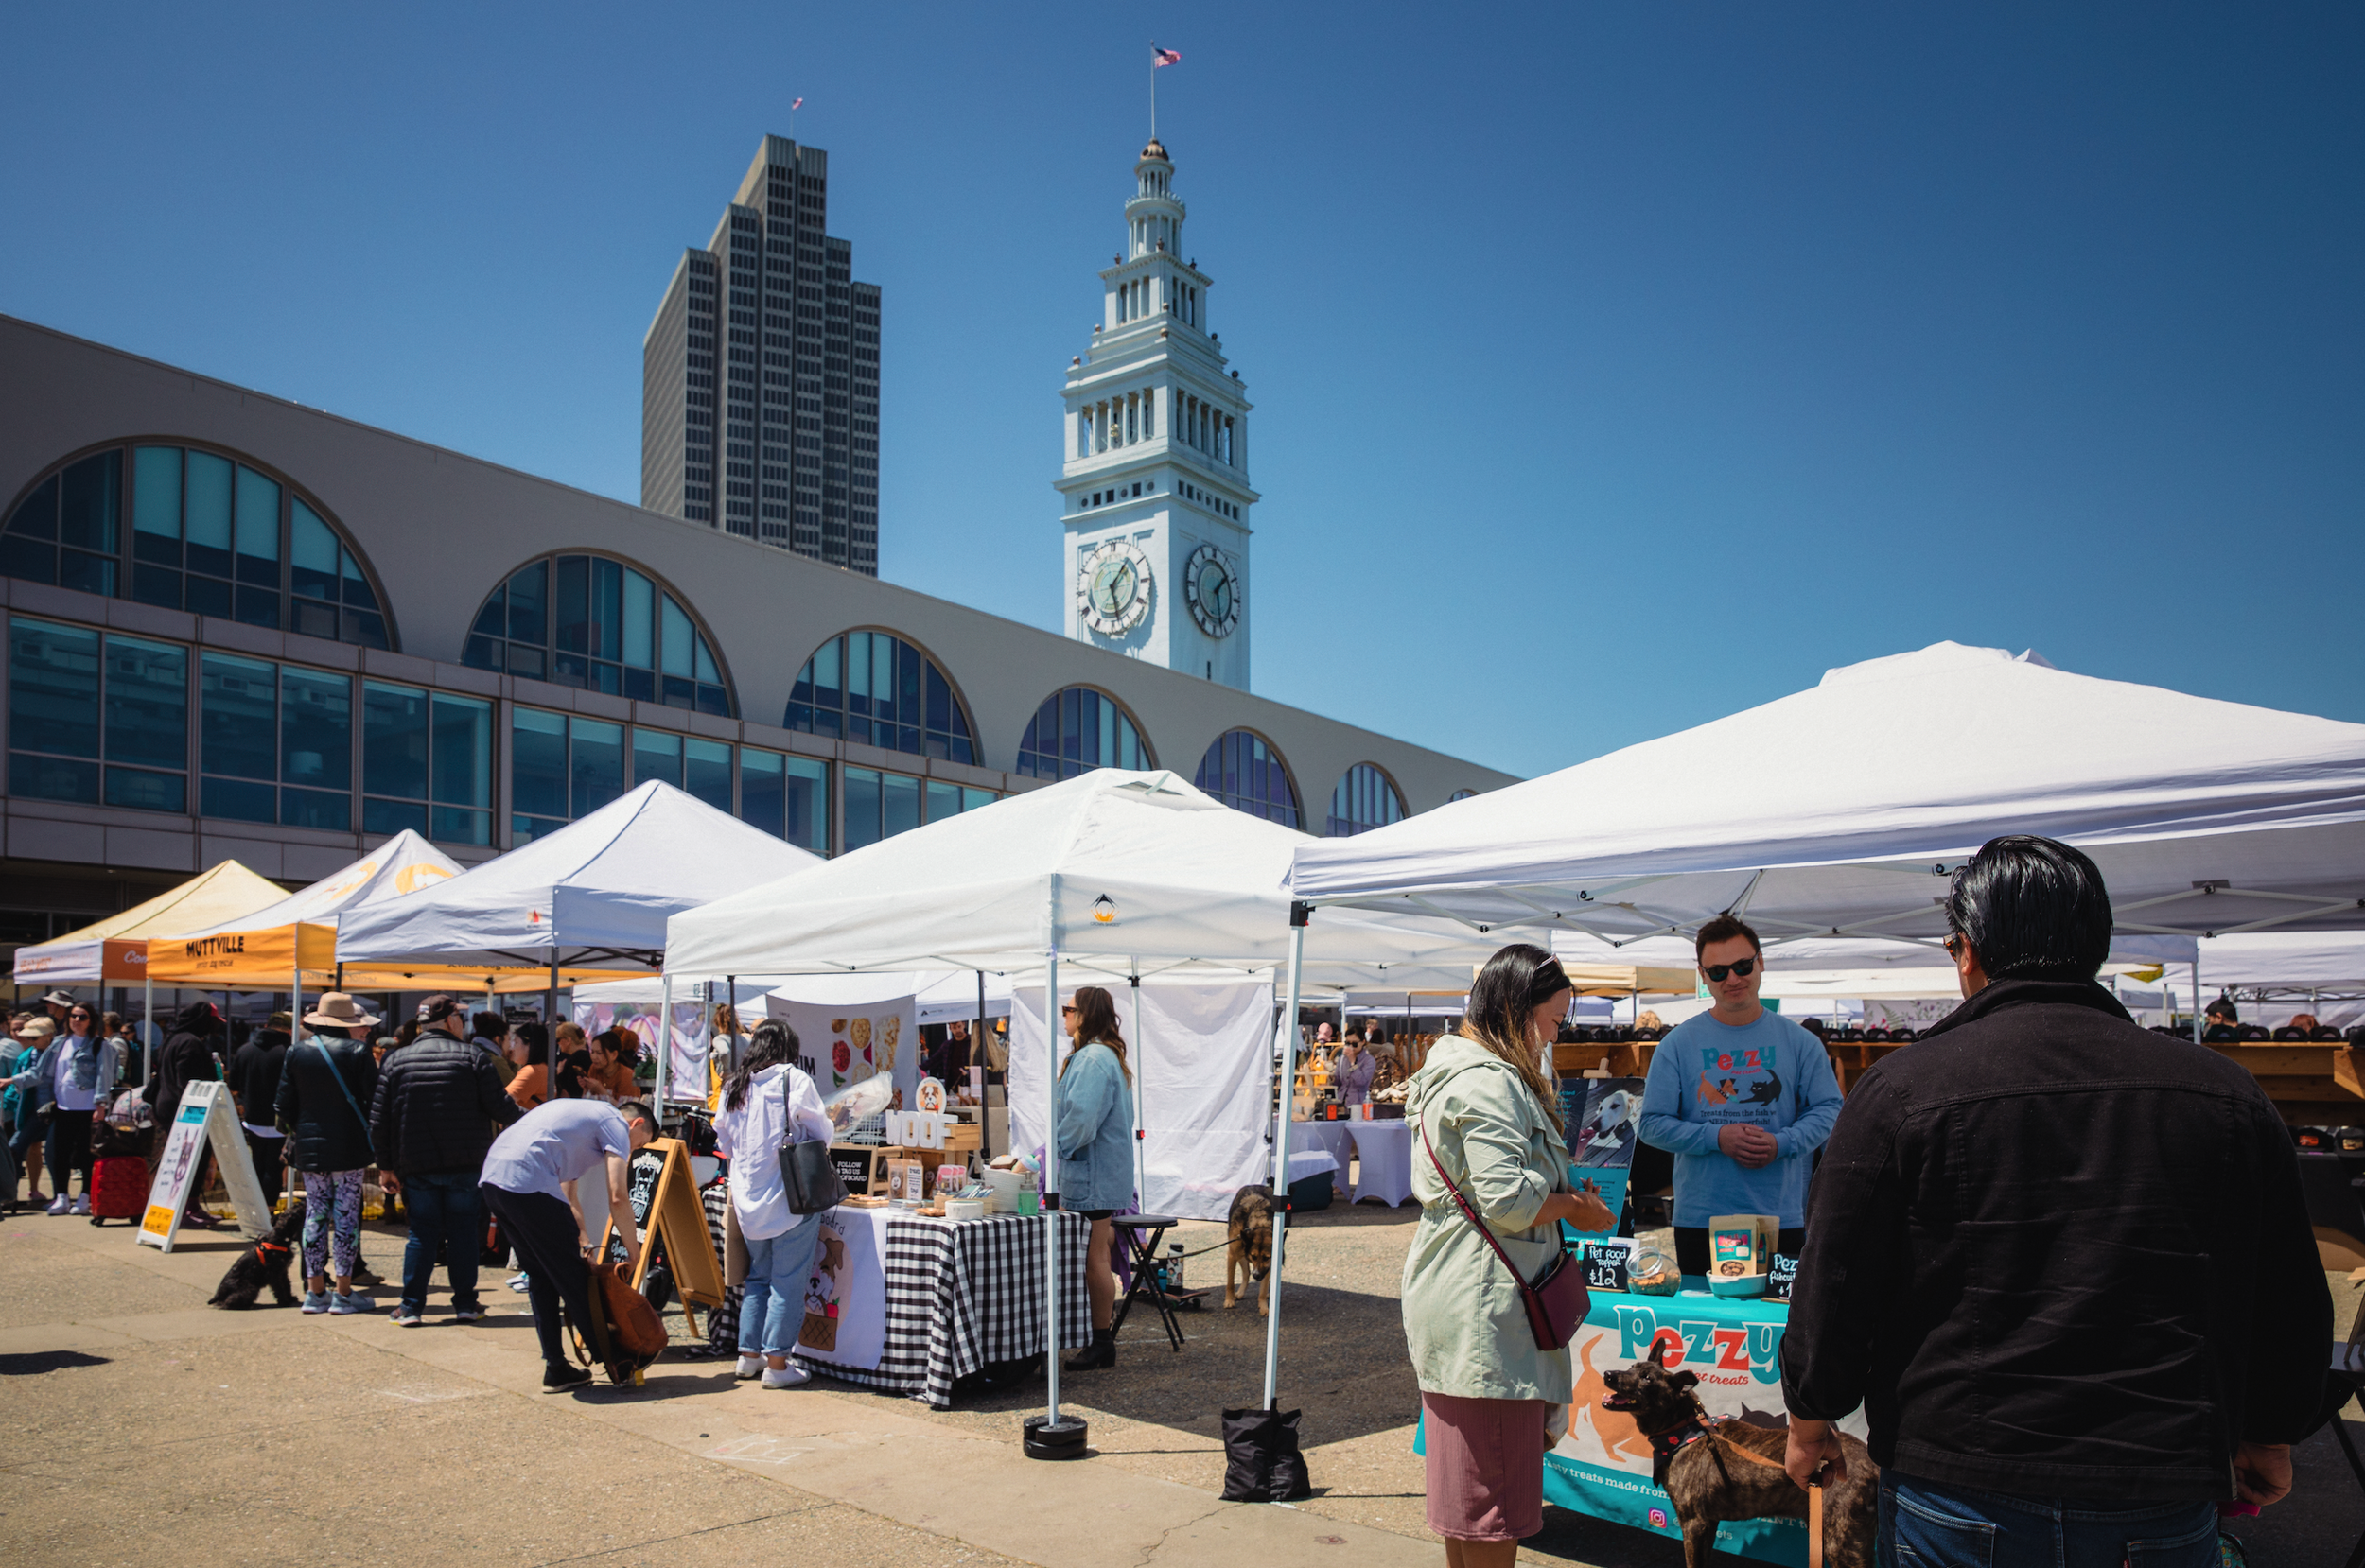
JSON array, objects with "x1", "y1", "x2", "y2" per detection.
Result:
[
  {"x1": 302, "y1": 993, "x2": 382, "y2": 1030},
  {"x1": 40, "y1": 989, "x2": 75, "y2": 1009},
  {"x1": 17, "y1": 1017, "x2": 57, "y2": 1040}
]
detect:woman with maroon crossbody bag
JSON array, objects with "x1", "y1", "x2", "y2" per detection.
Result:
[{"x1": 1402, "y1": 945, "x2": 1613, "y2": 1568}]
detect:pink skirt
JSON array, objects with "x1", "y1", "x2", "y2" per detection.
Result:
[{"x1": 1422, "y1": 1391, "x2": 1548, "y2": 1542}]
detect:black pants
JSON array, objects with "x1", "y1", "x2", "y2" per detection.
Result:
[
  {"x1": 482, "y1": 1184, "x2": 605, "y2": 1370},
  {"x1": 46, "y1": 1109, "x2": 94, "y2": 1194},
  {"x1": 1673, "y1": 1226, "x2": 1805, "y2": 1279},
  {"x1": 245, "y1": 1131, "x2": 286, "y2": 1208}
]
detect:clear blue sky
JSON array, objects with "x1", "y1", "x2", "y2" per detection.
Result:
[{"x1": 5, "y1": 4, "x2": 2357, "y2": 781}]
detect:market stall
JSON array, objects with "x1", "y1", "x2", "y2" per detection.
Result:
[{"x1": 1287, "y1": 642, "x2": 2365, "y2": 1560}]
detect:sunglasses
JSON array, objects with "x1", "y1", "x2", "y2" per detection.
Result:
[
  {"x1": 1702, "y1": 957, "x2": 1758, "y2": 983},
  {"x1": 1060, "y1": 1005, "x2": 1077, "y2": 1017}
]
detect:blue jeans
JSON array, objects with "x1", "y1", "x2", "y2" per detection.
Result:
[
  {"x1": 1882, "y1": 1472, "x2": 2220, "y2": 1568},
  {"x1": 399, "y1": 1170, "x2": 484, "y2": 1315},
  {"x1": 739, "y1": 1215, "x2": 823, "y2": 1358}
]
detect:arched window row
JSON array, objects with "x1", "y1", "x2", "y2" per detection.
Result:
[
  {"x1": 463, "y1": 552, "x2": 732, "y2": 718},
  {"x1": 1, "y1": 442, "x2": 392, "y2": 650},
  {"x1": 1017, "y1": 687, "x2": 1152, "y2": 782},
  {"x1": 787, "y1": 629, "x2": 976, "y2": 765},
  {"x1": 1328, "y1": 762, "x2": 1405, "y2": 838},
  {"x1": 1194, "y1": 729, "x2": 1300, "y2": 829}
]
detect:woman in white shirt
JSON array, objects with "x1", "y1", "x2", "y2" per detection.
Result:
[{"x1": 711, "y1": 1020, "x2": 833, "y2": 1389}]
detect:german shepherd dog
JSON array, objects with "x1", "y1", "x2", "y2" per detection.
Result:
[
  {"x1": 1223, "y1": 1185, "x2": 1275, "y2": 1315},
  {"x1": 1601, "y1": 1347, "x2": 1877, "y2": 1568}
]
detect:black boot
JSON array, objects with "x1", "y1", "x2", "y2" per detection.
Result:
[{"x1": 1063, "y1": 1328, "x2": 1116, "y2": 1371}]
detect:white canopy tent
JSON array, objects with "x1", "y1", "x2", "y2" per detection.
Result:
[
  {"x1": 1288, "y1": 643, "x2": 2365, "y2": 959},
  {"x1": 664, "y1": 768, "x2": 1498, "y2": 1436},
  {"x1": 339, "y1": 779, "x2": 821, "y2": 1031}
]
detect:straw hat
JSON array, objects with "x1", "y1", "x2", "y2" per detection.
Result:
[
  {"x1": 302, "y1": 993, "x2": 381, "y2": 1030},
  {"x1": 16, "y1": 1017, "x2": 56, "y2": 1040}
]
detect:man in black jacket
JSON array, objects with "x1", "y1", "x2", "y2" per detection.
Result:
[
  {"x1": 226, "y1": 1013, "x2": 291, "y2": 1209},
  {"x1": 1781, "y1": 836, "x2": 2328, "y2": 1563},
  {"x1": 370, "y1": 995, "x2": 520, "y2": 1328}
]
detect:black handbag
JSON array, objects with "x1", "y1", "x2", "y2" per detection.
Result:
[{"x1": 779, "y1": 1077, "x2": 846, "y2": 1214}]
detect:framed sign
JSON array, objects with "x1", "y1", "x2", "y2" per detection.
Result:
[
  {"x1": 598, "y1": 1138, "x2": 725, "y2": 1333},
  {"x1": 1583, "y1": 1237, "x2": 1636, "y2": 1293},
  {"x1": 1763, "y1": 1253, "x2": 1798, "y2": 1305},
  {"x1": 137, "y1": 1080, "x2": 272, "y2": 1252}
]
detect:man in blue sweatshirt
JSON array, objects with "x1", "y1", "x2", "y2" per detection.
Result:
[{"x1": 1639, "y1": 915, "x2": 1843, "y2": 1278}]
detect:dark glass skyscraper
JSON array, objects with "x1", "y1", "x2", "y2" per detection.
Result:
[{"x1": 643, "y1": 136, "x2": 881, "y2": 574}]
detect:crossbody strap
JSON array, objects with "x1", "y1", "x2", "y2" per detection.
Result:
[
  {"x1": 1416, "y1": 1101, "x2": 1547, "y2": 1292},
  {"x1": 314, "y1": 1040, "x2": 371, "y2": 1143}
]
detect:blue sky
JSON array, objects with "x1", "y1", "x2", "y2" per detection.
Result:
[{"x1": 4, "y1": 4, "x2": 2357, "y2": 781}]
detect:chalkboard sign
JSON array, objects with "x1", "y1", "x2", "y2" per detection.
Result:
[
  {"x1": 1765, "y1": 1252, "x2": 1798, "y2": 1304},
  {"x1": 597, "y1": 1138, "x2": 726, "y2": 1335},
  {"x1": 625, "y1": 1149, "x2": 665, "y2": 1223},
  {"x1": 1583, "y1": 1237, "x2": 1636, "y2": 1293}
]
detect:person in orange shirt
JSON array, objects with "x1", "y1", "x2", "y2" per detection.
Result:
[
  {"x1": 505, "y1": 1023, "x2": 552, "y2": 1111},
  {"x1": 581, "y1": 1029, "x2": 640, "y2": 1102}
]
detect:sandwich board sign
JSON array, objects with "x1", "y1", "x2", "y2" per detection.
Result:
[
  {"x1": 596, "y1": 1137, "x2": 725, "y2": 1334},
  {"x1": 137, "y1": 1080, "x2": 272, "y2": 1252}
]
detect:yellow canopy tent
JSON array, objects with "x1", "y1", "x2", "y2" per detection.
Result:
[{"x1": 10, "y1": 860, "x2": 289, "y2": 987}]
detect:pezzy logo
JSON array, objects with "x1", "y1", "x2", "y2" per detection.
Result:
[{"x1": 1613, "y1": 1304, "x2": 1782, "y2": 1386}]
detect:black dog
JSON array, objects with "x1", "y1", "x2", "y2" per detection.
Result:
[{"x1": 207, "y1": 1201, "x2": 306, "y2": 1309}]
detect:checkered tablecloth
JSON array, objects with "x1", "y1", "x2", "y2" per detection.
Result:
[{"x1": 810, "y1": 1210, "x2": 1092, "y2": 1408}]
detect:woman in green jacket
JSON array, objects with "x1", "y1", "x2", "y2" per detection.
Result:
[{"x1": 1403, "y1": 944, "x2": 1610, "y2": 1566}]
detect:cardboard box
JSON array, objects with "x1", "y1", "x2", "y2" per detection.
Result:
[{"x1": 1708, "y1": 1212, "x2": 1780, "y2": 1277}]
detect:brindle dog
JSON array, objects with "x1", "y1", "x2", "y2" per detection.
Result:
[
  {"x1": 1223, "y1": 1184, "x2": 1275, "y2": 1315},
  {"x1": 1602, "y1": 1348, "x2": 1877, "y2": 1568}
]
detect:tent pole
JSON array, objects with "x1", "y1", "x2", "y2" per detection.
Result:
[
  {"x1": 1130, "y1": 967, "x2": 1146, "y2": 1211},
  {"x1": 654, "y1": 972, "x2": 673, "y2": 1122},
  {"x1": 2191, "y1": 960, "x2": 2201, "y2": 1045},
  {"x1": 1261, "y1": 904, "x2": 1310, "y2": 1411},
  {"x1": 142, "y1": 970, "x2": 154, "y2": 1088},
  {"x1": 976, "y1": 970, "x2": 989, "y2": 1157},
  {"x1": 1044, "y1": 937, "x2": 1063, "y2": 1427},
  {"x1": 547, "y1": 958, "x2": 560, "y2": 1057},
  {"x1": 726, "y1": 977, "x2": 740, "y2": 1074}
]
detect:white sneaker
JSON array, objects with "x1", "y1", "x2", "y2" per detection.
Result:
[
  {"x1": 506, "y1": 1273, "x2": 531, "y2": 1294},
  {"x1": 46, "y1": 1195, "x2": 69, "y2": 1216},
  {"x1": 760, "y1": 1364, "x2": 811, "y2": 1390},
  {"x1": 735, "y1": 1354, "x2": 764, "y2": 1380},
  {"x1": 70, "y1": 1195, "x2": 90, "y2": 1216}
]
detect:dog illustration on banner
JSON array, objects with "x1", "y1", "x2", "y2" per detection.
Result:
[{"x1": 797, "y1": 1218, "x2": 850, "y2": 1352}]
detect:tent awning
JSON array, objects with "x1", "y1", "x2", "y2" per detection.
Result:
[
  {"x1": 12, "y1": 860, "x2": 290, "y2": 984},
  {"x1": 148, "y1": 830, "x2": 464, "y2": 988},
  {"x1": 1288, "y1": 643, "x2": 2365, "y2": 945}
]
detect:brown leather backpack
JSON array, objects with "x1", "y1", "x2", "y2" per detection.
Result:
[{"x1": 572, "y1": 1260, "x2": 668, "y2": 1382}]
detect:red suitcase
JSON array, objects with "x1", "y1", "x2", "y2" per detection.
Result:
[{"x1": 88, "y1": 1156, "x2": 149, "y2": 1225}]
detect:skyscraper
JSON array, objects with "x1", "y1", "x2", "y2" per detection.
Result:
[{"x1": 643, "y1": 135, "x2": 881, "y2": 574}]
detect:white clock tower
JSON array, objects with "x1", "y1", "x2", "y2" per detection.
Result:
[{"x1": 1060, "y1": 139, "x2": 1256, "y2": 689}]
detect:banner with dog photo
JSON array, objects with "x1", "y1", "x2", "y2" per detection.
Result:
[
  {"x1": 1561, "y1": 1075, "x2": 1644, "y2": 1244},
  {"x1": 1543, "y1": 1295, "x2": 1870, "y2": 1565}
]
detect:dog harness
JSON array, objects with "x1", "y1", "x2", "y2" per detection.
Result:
[{"x1": 1649, "y1": 1402, "x2": 1828, "y2": 1568}]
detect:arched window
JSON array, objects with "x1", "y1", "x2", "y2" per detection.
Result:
[
  {"x1": 1, "y1": 441, "x2": 392, "y2": 649},
  {"x1": 463, "y1": 552, "x2": 732, "y2": 717},
  {"x1": 1449, "y1": 789, "x2": 1479, "y2": 802},
  {"x1": 1016, "y1": 687, "x2": 1152, "y2": 781},
  {"x1": 787, "y1": 629, "x2": 975, "y2": 763},
  {"x1": 1194, "y1": 729, "x2": 1300, "y2": 828},
  {"x1": 1328, "y1": 763, "x2": 1406, "y2": 837}
]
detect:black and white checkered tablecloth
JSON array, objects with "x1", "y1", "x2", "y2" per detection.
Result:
[{"x1": 810, "y1": 1210, "x2": 1092, "y2": 1408}]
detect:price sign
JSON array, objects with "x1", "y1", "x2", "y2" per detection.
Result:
[
  {"x1": 1765, "y1": 1252, "x2": 1799, "y2": 1304},
  {"x1": 1583, "y1": 1237, "x2": 1635, "y2": 1293}
]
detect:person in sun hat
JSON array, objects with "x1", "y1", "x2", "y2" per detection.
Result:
[{"x1": 279, "y1": 993, "x2": 384, "y2": 1314}]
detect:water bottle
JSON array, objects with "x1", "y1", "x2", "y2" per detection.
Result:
[{"x1": 1166, "y1": 1241, "x2": 1186, "y2": 1294}]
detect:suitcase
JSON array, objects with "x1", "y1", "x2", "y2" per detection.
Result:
[{"x1": 88, "y1": 1155, "x2": 149, "y2": 1225}]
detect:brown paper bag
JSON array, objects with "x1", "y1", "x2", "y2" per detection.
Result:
[{"x1": 724, "y1": 1194, "x2": 749, "y2": 1288}]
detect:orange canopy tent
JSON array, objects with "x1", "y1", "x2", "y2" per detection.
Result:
[{"x1": 10, "y1": 860, "x2": 289, "y2": 988}]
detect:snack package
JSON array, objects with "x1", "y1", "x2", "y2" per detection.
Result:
[
  {"x1": 1709, "y1": 1227, "x2": 1757, "y2": 1280},
  {"x1": 1709, "y1": 1212, "x2": 1780, "y2": 1275}
]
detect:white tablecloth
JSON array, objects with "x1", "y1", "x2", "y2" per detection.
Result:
[
  {"x1": 1290, "y1": 1122, "x2": 1357, "y2": 1181},
  {"x1": 1346, "y1": 1121, "x2": 1413, "y2": 1206}
]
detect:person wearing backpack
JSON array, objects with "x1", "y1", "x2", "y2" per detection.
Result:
[
  {"x1": 710, "y1": 1021, "x2": 833, "y2": 1388},
  {"x1": 276, "y1": 994, "x2": 383, "y2": 1315},
  {"x1": 369, "y1": 995, "x2": 522, "y2": 1328}
]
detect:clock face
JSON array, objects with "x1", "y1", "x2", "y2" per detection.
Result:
[
  {"x1": 1077, "y1": 541, "x2": 1153, "y2": 636},
  {"x1": 1183, "y1": 544, "x2": 1241, "y2": 638}
]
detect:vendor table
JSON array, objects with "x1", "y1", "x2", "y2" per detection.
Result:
[
  {"x1": 1289, "y1": 1119, "x2": 1415, "y2": 1205},
  {"x1": 1418, "y1": 1281, "x2": 1866, "y2": 1567},
  {"x1": 803, "y1": 1206, "x2": 1093, "y2": 1409}
]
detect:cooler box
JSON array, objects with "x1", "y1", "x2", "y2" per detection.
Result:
[{"x1": 1287, "y1": 1148, "x2": 1336, "y2": 1213}]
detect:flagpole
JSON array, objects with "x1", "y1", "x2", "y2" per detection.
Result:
[{"x1": 1149, "y1": 43, "x2": 1157, "y2": 141}]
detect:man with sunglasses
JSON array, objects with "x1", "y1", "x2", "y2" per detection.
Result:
[{"x1": 1638, "y1": 915, "x2": 1842, "y2": 1277}]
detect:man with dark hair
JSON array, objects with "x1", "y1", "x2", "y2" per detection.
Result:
[
  {"x1": 480, "y1": 1095, "x2": 656, "y2": 1392},
  {"x1": 1782, "y1": 835, "x2": 2328, "y2": 1559},
  {"x1": 370, "y1": 993, "x2": 521, "y2": 1327},
  {"x1": 1638, "y1": 914, "x2": 1843, "y2": 1276}
]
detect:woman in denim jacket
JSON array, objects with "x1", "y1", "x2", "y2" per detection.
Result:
[
  {"x1": 1053, "y1": 985, "x2": 1136, "y2": 1371},
  {"x1": 8, "y1": 1005, "x2": 123, "y2": 1214}
]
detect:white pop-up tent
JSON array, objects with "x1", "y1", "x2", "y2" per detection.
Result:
[
  {"x1": 1289, "y1": 643, "x2": 2365, "y2": 952},
  {"x1": 339, "y1": 780, "x2": 821, "y2": 1024},
  {"x1": 665, "y1": 768, "x2": 1498, "y2": 1439}
]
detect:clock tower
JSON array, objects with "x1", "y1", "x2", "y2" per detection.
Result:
[{"x1": 1059, "y1": 139, "x2": 1255, "y2": 689}]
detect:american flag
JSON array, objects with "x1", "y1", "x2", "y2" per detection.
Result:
[
  {"x1": 791, "y1": 96, "x2": 804, "y2": 110},
  {"x1": 1152, "y1": 46, "x2": 1181, "y2": 66}
]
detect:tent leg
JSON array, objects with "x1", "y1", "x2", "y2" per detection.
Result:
[
  {"x1": 726, "y1": 977, "x2": 740, "y2": 1074},
  {"x1": 976, "y1": 970, "x2": 990, "y2": 1157},
  {"x1": 142, "y1": 972, "x2": 154, "y2": 1088},
  {"x1": 1044, "y1": 947, "x2": 1062, "y2": 1426},
  {"x1": 2192, "y1": 960, "x2": 2201, "y2": 1045},
  {"x1": 1262, "y1": 908, "x2": 1310, "y2": 1411},
  {"x1": 547, "y1": 959, "x2": 560, "y2": 1057},
  {"x1": 655, "y1": 973, "x2": 673, "y2": 1118},
  {"x1": 1130, "y1": 968, "x2": 1146, "y2": 1211}
]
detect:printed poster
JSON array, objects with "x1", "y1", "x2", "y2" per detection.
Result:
[
  {"x1": 793, "y1": 1206, "x2": 888, "y2": 1371},
  {"x1": 1563, "y1": 1075, "x2": 1644, "y2": 1242},
  {"x1": 765, "y1": 994, "x2": 919, "y2": 1110}
]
